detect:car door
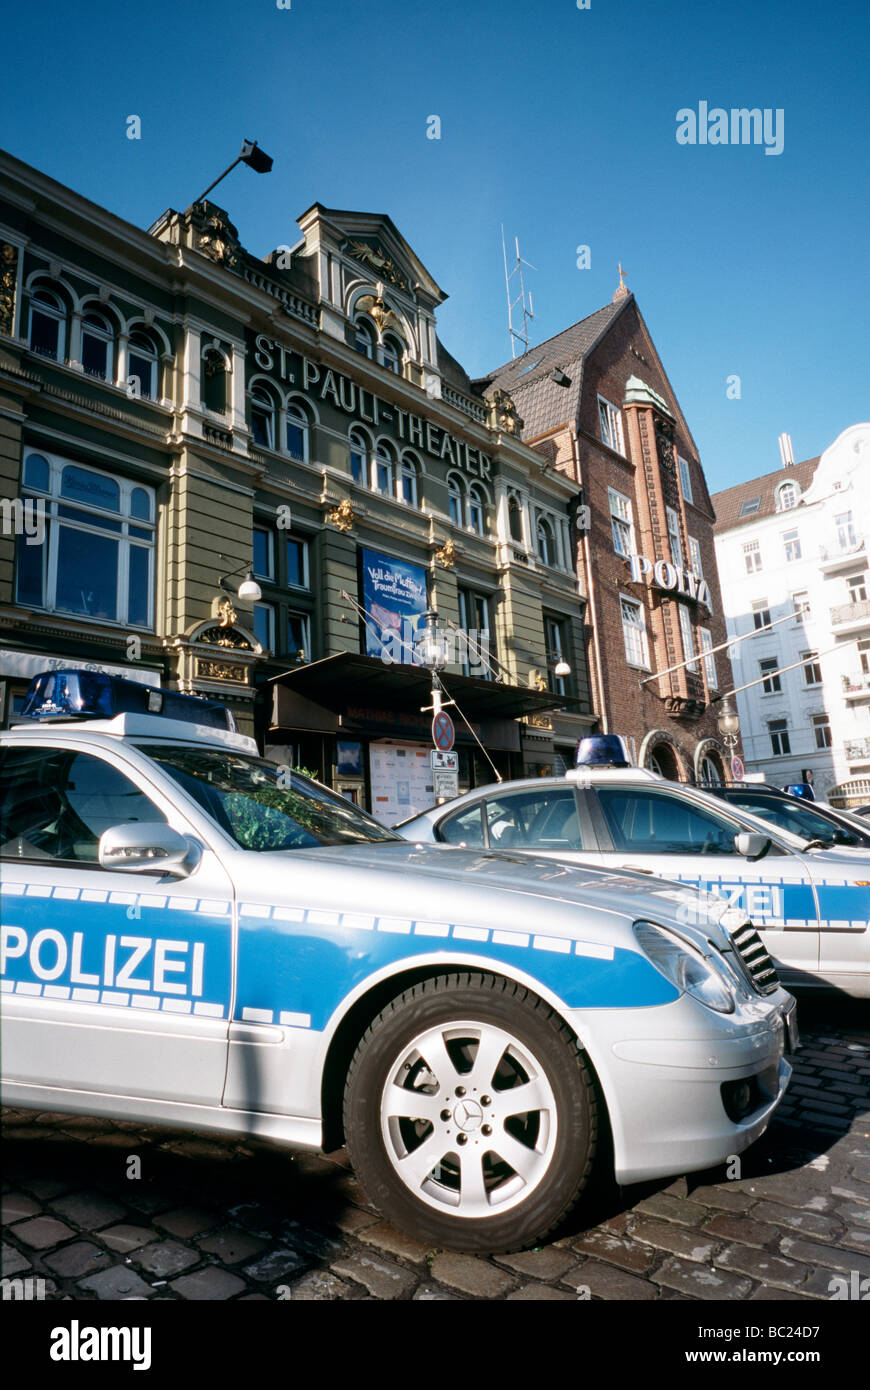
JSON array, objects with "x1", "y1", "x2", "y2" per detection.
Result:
[
  {"x1": 805, "y1": 851, "x2": 870, "y2": 994},
  {"x1": 0, "y1": 740, "x2": 233, "y2": 1106},
  {"x1": 576, "y1": 785, "x2": 821, "y2": 986}
]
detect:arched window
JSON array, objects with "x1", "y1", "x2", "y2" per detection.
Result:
[
  {"x1": 201, "y1": 347, "x2": 227, "y2": 413},
  {"x1": 380, "y1": 334, "x2": 404, "y2": 375},
  {"x1": 81, "y1": 309, "x2": 115, "y2": 380},
  {"x1": 374, "y1": 441, "x2": 395, "y2": 497},
  {"x1": 776, "y1": 481, "x2": 798, "y2": 511},
  {"x1": 349, "y1": 427, "x2": 369, "y2": 487},
  {"x1": 448, "y1": 473, "x2": 465, "y2": 527},
  {"x1": 400, "y1": 452, "x2": 418, "y2": 506},
  {"x1": 28, "y1": 285, "x2": 66, "y2": 360},
  {"x1": 285, "y1": 400, "x2": 310, "y2": 461},
  {"x1": 353, "y1": 317, "x2": 375, "y2": 358},
  {"x1": 469, "y1": 484, "x2": 487, "y2": 536},
  {"x1": 536, "y1": 516, "x2": 554, "y2": 565},
  {"x1": 508, "y1": 493, "x2": 524, "y2": 543},
  {"x1": 127, "y1": 329, "x2": 160, "y2": 400},
  {"x1": 250, "y1": 386, "x2": 277, "y2": 449}
]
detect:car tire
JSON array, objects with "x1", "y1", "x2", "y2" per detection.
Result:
[{"x1": 343, "y1": 972, "x2": 598, "y2": 1253}]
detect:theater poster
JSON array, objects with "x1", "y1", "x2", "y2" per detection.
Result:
[{"x1": 360, "y1": 548, "x2": 428, "y2": 665}]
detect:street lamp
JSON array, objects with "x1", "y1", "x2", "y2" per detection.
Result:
[
  {"x1": 716, "y1": 694, "x2": 741, "y2": 752},
  {"x1": 219, "y1": 561, "x2": 262, "y2": 602},
  {"x1": 191, "y1": 140, "x2": 274, "y2": 209},
  {"x1": 416, "y1": 609, "x2": 450, "y2": 673},
  {"x1": 554, "y1": 658, "x2": 571, "y2": 679}
]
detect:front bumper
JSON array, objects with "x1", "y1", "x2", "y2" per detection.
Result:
[{"x1": 570, "y1": 986, "x2": 796, "y2": 1187}]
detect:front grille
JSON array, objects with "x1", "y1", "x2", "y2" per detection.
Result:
[{"x1": 730, "y1": 922, "x2": 780, "y2": 995}]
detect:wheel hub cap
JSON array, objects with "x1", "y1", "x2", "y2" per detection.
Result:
[{"x1": 452, "y1": 1098, "x2": 483, "y2": 1132}]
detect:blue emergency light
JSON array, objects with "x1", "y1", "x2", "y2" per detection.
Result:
[
  {"x1": 784, "y1": 782, "x2": 815, "y2": 802},
  {"x1": 20, "y1": 670, "x2": 237, "y2": 732},
  {"x1": 574, "y1": 734, "x2": 631, "y2": 768}
]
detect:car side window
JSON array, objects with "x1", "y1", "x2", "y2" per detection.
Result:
[
  {"x1": 437, "y1": 802, "x2": 486, "y2": 847},
  {"x1": 596, "y1": 789, "x2": 737, "y2": 856},
  {"x1": 0, "y1": 747, "x2": 166, "y2": 863},
  {"x1": 484, "y1": 788, "x2": 584, "y2": 851}
]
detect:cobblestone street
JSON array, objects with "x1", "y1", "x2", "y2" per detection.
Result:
[{"x1": 3, "y1": 996, "x2": 868, "y2": 1303}]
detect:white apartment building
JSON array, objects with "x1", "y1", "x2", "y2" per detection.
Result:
[{"x1": 712, "y1": 424, "x2": 870, "y2": 803}]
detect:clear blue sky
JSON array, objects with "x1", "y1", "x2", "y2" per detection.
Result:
[{"x1": 2, "y1": 0, "x2": 867, "y2": 492}]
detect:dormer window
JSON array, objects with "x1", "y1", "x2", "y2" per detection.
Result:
[{"x1": 776, "y1": 480, "x2": 799, "y2": 511}]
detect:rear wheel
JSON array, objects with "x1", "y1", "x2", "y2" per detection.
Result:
[{"x1": 343, "y1": 973, "x2": 598, "y2": 1253}]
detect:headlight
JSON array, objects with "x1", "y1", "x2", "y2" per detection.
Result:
[{"x1": 634, "y1": 920, "x2": 735, "y2": 1014}]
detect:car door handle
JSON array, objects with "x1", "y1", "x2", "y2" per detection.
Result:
[{"x1": 621, "y1": 863, "x2": 654, "y2": 874}]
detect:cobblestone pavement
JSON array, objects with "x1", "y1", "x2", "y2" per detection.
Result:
[{"x1": 2, "y1": 996, "x2": 868, "y2": 1302}]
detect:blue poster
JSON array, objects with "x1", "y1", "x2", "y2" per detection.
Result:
[{"x1": 361, "y1": 548, "x2": 428, "y2": 664}]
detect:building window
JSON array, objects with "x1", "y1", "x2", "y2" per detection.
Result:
[
  {"x1": 448, "y1": 473, "x2": 465, "y2": 527},
  {"x1": 760, "y1": 657, "x2": 781, "y2": 694},
  {"x1": 28, "y1": 284, "x2": 66, "y2": 360},
  {"x1": 666, "y1": 506, "x2": 683, "y2": 568},
  {"x1": 81, "y1": 310, "x2": 115, "y2": 380},
  {"x1": 688, "y1": 536, "x2": 703, "y2": 578},
  {"x1": 859, "y1": 639, "x2": 870, "y2": 677},
  {"x1": 379, "y1": 334, "x2": 404, "y2": 375},
  {"x1": 287, "y1": 537, "x2": 309, "y2": 588},
  {"x1": 768, "y1": 719, "x2": 791, "y2": 756},
  {"x1": 536, "y1": 516, "x2": 555, "y2": 566},
  {"x1": 752, "y1": 599, "x2": 772, "y2": 630},
  {"x1": 285, "y1": 401, "x2": 309, "y2": 462},
  {"x1": 374, "y1": 442, "x2": 395, "y2": 497},
  {"x1": 802, "y1": 650, "x2": 822, "y2": 685},
  {"x1": 813, "y1": 714, "x2": 833, "y2": 749},
  {"x1": 782, "y1": 527, "x2": 802, "y2": 562},
  {"x1": 835, "y1": 512, "x2": 857, "y2": 550},
  {"x1": 743, "y1": 539, "x2": 762, "y2": 573},
  {"x1": 792, "y1": 590, "x2": 809, "y2": 623},
  {"x1": 598, "y1": 396, "x2": 624, "y2": 454},
  {"x1": 544, "y1": 614, "x2": 570, "y2": 695},
  {"x1": 847, "y1": 573, "x2": 868, "y2": 604},
  {"x1": 678, "y1": 456, "x2": 693, "y2": 504},
  {"x1": 287, "y1": 612, "x2": 310, "y2": 660},
  {"x1": 128, "y1": 330, "x2": 160, "y2": 400},
  {"x1": 399, "y1": 452, "x2": 419, "y2": 506},
  {"x1": 608, "y1": 488, "x2": 634, "y2": 556},
  {"x1": 620, "y1": 595, "x2": 649, "y2": 668},
  {"x1": 201, "y1": 347, "x2": 228, "y2": 413},
  {"x1": 250, "y1": 387, "x2": 276, "y2": 449},
  {"x1": 776, "y1": 481, "x2": 798, "y2": 511},
  {"x1": 253, "y1": 602, "x2": 275, "y2": 651},
  {"x1": 678, "y1": 604, "x2": 698, "y2": 671},
  {"x1": 458, "y1": 589, "x2": 493, "y2": 678},
  {"x1": 508, "y1": 493, "x2": 524, "y2": 544},
  {"x1": 252, "y1": 526, "x2": 274, "y2": 580},
  {"x1": 469, "y1": 485, "x2": 488, "y2": 537},
  {"x1": 16, "y1": 449, "x2": 155, "y2": 628},
  {"x1": 699, "y1": 627, "x2": 717, "y2": 687},
  {"x1": 350, "y1": 427, "x2": 369, "y2": 486},
  {"x1": 353, "y1": 317, "x2": 374, "y2": 358},
  {"x1": 739, "y1": 496, "x2": 761, "y2": 517}
]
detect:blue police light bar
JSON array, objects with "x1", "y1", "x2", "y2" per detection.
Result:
[
  {"x1": 575, "y1": 734, "x2": 631, "y2": 768},
  {"x1": 784, "y1": 782, "x2": 816, "y2": 802},
  {"x1": 20, "y1": 671, "x2": 237, "y2": 732}
]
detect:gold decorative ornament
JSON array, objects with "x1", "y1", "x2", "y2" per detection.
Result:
[
  {"x1": 196, "y1": 658, "x2": 247, "y2": 682},
  {"x1": 217, "y1": 598, "x2": 237, "y2": 628},
  {"x1": 328, "y1": 498, "x2": 355, "y2": 533},
  {"x1": 0, "y1": 243, "x2": 18, "y2": 338},
  {"x1": 434, "y1": 537, "x2": 455, "y2": 568},
  {"x1": 346, "y1": 240, "x2": 409, "y2": 290},
  {"x1": 486, "y1": 388, "x2": 523, "y2": 437},
  {"x1": 355, "y1": 292, "x2": 402, "y2": 337}
]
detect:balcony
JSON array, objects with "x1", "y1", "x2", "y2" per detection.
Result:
[
  {"x1": 829, "y1": 598, "x2": 870, "y2": 634},
  {"x1": 843, "y1": 672, "x2": 870, "y2": 703},
  {"x1": 819, "y1": 535, "x2": 866, "y2": 573},
  {"x1": 845, "y1": 737, "x2": 870, "y2": 764}
]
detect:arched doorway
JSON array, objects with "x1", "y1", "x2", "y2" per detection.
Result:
[
  {"x1": 694, "y1": 738, "x2": 727, "y2": 787},
  {"x1": 638, "y1": 729, "x2": 688, "y2": 782},
  {"x1": 648, "y1": 742, "x2": 681, "y2": 780}
]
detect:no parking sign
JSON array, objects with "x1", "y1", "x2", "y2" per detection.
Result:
[{"x1": 432, "y1": 711, "x2": 455, "y2": 751}]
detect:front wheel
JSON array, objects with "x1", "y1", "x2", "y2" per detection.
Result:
[{"x1": 343, "y1": 973, "x2": 598, "y2": 1253}]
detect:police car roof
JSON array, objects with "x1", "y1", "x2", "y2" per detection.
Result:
[{"x1": 4, "y1": 712, "x2": 259, "y2": 754}]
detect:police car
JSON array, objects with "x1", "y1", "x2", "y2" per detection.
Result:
[
  {"x1": 397, "y1": 738, "x2": 870, "y2": 1000},
  {"x1": 1, "y1": 675, "x2": 795, "y2": 1253}
]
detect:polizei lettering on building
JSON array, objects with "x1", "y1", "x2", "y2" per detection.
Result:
[
  {"x1": 629, "y1": 552, "x2": 713, "y2": 612},
  {"x1": 252, "y1": 334, "x2": 492, "y2": 479}
]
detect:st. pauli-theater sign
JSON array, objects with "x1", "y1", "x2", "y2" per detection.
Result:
[
  {"x1": 629, "y1": 552, "x2": 713, "y2": 612},
  {"x1": 251, "y1": 335, "x2": 493, "y2": 480}
]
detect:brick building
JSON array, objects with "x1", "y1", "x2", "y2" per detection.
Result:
[{"x1": 480, "y1": 281, "x2": 735, "y2": 783}]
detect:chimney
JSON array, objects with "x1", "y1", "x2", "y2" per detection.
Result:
[{"x1": 778, "y1": 432, "x2": 795, "y2": 468}]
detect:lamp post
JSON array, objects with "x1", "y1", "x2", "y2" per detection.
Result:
[
  {"x1": 716, "y1": 694, "x2": 741, "y2": 753},
  {"x1": 219, "y1": 561, "x2": 262, "y2": 602},
  {"x1": 191, "y1": 140, "x2": 274, "y2": 209}
]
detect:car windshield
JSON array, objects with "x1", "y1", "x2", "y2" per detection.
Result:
[
  {"x1": 723, "y1": 794, "x2": 860, "y2": 845},
  {"x1": 138, "y1": 745, "x2": 399, "y2": 852},
  {"x1": 685, "y1": 785, "x2": 811, "y2": 851}
]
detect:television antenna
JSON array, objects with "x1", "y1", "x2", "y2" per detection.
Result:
[{"x1": 501, "y1": 226, "x2": 537, "y2": 358}]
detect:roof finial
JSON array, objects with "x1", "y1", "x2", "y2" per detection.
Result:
[{"x1": 613, "y1": 262, "x2": 630, "y2": 302}]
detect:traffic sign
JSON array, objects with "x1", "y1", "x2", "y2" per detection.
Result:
[
  {"x1": 433, "y1": 770, "x2": 459, "y2": 801},
  {"x1": 432, "y1": 710, "x2": 455, "y2": 751},
  {"x1": 730, "y1": 755, "x2": 745, "y2": 781},
  {"x1": 431, "y1": 748, "x2": 458, "y2": 771}
]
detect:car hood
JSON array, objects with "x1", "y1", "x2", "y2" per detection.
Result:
[{"x1": 232, "y1": 840, "x2": 737, "y2": 954}]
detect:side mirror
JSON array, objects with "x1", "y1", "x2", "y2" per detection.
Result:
[
  {"x1": 99, "y1": 823, "x2": 199, "y2": 877},
  {"x1": 734, "y1": 832, "x2": 771, "y2": 861}
]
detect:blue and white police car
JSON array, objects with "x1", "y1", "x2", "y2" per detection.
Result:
[
  {"x1": 1, "y1": 673, "x2": 796, "y2": 1252},
  {"x1": 397, "y1": 739, "x2": 870, "y2": 1000}
]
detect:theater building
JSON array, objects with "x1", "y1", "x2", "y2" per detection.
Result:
[
  {"x1": 479, "y1": 282, "x2": 735, "y2": 784},
  {"x1": 0, "y1": 150, "x2": 594, "y2": 820}
]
